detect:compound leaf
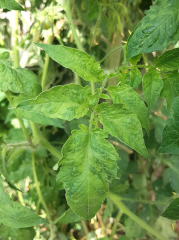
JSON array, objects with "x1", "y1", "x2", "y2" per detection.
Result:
[
  {"x1": 57, "y1": 124, "x2": 119, "y2": 219},
  {"x1": 0, "y1": 52, "x2": 41, "y2": 96},
  {"x1": 95, "y1": 103, "x2": 150, "y2": 160},
  {"x1": 143, "y1": 68, "x2": 163, "y2": 113},
  {"x1": 127, "y1": 0, "x2": 179, "y2": 59},
  {"x1": 0, "y1": 0, "x2": 23, "y2": 10},
  {"x1": 16, "y1": 84, "x2": 97, "y2": 121},
  {"x1": 35, "y1": 43, "x2": 105, "y2": 82},
  {"x1": 161, "y1": 198, "x2": 179, "y2": 220},
  {"x1": 109, "y1": 84, "x2": 149, "y2": 134},
  {"x1": 154, "y1": 48, "x2": 179, "y2": 71},
  {"x1": 160, "y1": 71, "x2": 179, "y2": 110},
  {"x1": 159, "y1": 97, "x2": 179, "y2": 153},
  {"x1": 0, "y1": 179, "x2": 48, "y2": 228}
]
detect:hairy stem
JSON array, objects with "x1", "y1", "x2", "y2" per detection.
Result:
[
  {"x1": 110, "y1": 210, "x2": 123, "y2": 239},
  {"x1": 100, "y1": 45, "x2": 125, "y2": 64},
  {"x1": 108, "y1": 192, "x2": 169, "y2": 240}
]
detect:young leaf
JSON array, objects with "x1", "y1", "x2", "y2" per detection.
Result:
[
  {"x1": 160, "y1": 71, "x2": 179, "y2": 110},
  {"x1": 35, "y1": 43, "x2": 105, "y2": 82},
  {"x1": 0, "y1": 52, "x2": 41, "y2": 96},
  {"x1": 16, "y1": 84, "x2": 97, "y2": 121},
  {"x1": 0, "y1": 0, "x2": 23, "y2": 10},
  {"x1": 0, "y1": 179, "x2": 48, "y2": 228},
  {"x1": 57, "y1": 124, "x2": 119, "y2": 219},
  {"x1": 158, "y1": 97, "x2": 179, "y2": 153},
  {"x1": 142, "y1": 68, "x2": 163, "y2": 114},
  {"x1": 154, "y1": 48, "x2": 179, "y2": 71},
  {"x1": 95, "y1": 103, "x2": 150, "y2": 160},
  {"x1": 126, "y1": 0, "x2": 179, "y2": 59},
  {"x1": 109, "y1": 84, "x2": 149, "y2": 134},
  {"x1": 130, "y1": 67, "x2": 142, "y2": 89},
  {"x1": 161, "y1": 198, "x2": 179, "y2": 220}
]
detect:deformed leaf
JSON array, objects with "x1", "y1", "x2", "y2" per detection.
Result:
[
  {"x1": 109, "y1": 84, "x2": 149, "y2": 134},
  {"x1": 0, "y1": 0, "x2": 23, "y2": 10},
  {"x1": 0, "y1": 52, "x2": 41, "y2": 96},
  {"x1": 127, "y1": 0, "x2": 179, "y2": 59},
  {"x1": 160, "y1": 71, "x2": 179, "y2": 110},
  {"x1": 57, "y1": 124, "x2": 119, "y2": 219},
  {"x1": 161, "y1": 198, "x2": 179, "y2": 220},
  {"x1": 35, "y1": 43, "x2": 105, "y2": 82},
  {"x1": 142, "y1": 68, "x2": 163, "y2": 113},
  {"x1": 154, "y1": 48, "x2": 179, "y2": 71},
  {"x1": 0, "y1": 179, "x2": 48, "y2": 228},
  {"x1": 159, "y1": 97, "x2": 179, "y2": 154},
  {"x1": 16, "y1": 84, "x2": 97, "y2": 121},
  {"x1": 95, "y1": 103, "x2": 150, "y2": 160}
]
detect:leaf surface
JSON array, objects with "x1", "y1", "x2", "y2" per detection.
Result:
[
  {"x1": 0, "y1": 179, "x2": 48, "y2": 228},
  {"x1": 57, "y1": 125, "x2": 119, "y2": 219},
  {"x1": 130, "y1": 67, "x2": 142, "y2": 89},
  {"x1": 0, "y1": 225, "x2": 35, "y2": 240},
  {"x1": 54, "y1": 208, "x2": 83, "y2": 224},
  {"x1": 16, "y1": 84, "x2": 97, "y2": 121},
  {"x1": 0, "y1": 52, "x2": 41, "y2": 96},
  {"x1": 161, "y1": 198, "x2": 179, "y2": 220},
  {"x1": 0, "y1": 0, "x2": 23, "y2": 10},
  {"x1": 35, "y1": 43, "x2": 105, "y2": 82},
  {"x1": 142, "y1": 68, "x2": 163, "y2": 113},
  {"x1": 109, "y1": 84, "x2": 149, "y2": 134},
  {"x1": 127, "y1": 0, "x2": 179, "y2": 59},
  {"x1": 159, "y1": 97, "x2": 179, "y2": 153},
  {"x1": 160, "y1": 71, "x2": 179, "y2": 110},
  {"x1": 95, "y1": 103, "x2": 150, "y2": 160},
  {"x1": 154, "y1": 48, "x2": 179, "y2": 71}
]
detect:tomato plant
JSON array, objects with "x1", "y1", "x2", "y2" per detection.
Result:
[{"x1": 0, "y1": 0, "x2": 179, "y2": 239}]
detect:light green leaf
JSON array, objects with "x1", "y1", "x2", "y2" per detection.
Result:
[
  {"x1": 161, "y1": 198, "x2": 179, "y2": 220},
  {"x1": 0, "y1": 52, "x2": 41, "y2": 96},
  {"x1": 109, "y1": 84, "x2": 149, "y2": 134},
  {"x1": 160, "y1": 71, "x2": 179, "y2": 110},
  {"x1": 158, "y1": 97, "x2": 179, "y2": 153},
  {"x1": 130, "y1": 67, "x2": 142, "y2": 89},
  {"x1": 95, "y1": 103, "x2": 150, "y2": 160},
  {"x1": 16, "y1": 84, "x2": 97, "y2": 121},
  {"x1": 154, "y1": 48, "x2": 179, "y2": 71},
  {"x1": 53, "y1": 208, "x2": 83, "y2": 224},
  {"x1": 127, "y1": 0, "x2": 179, "y2": 59},
  {"x1": 35, "y1": 43, "x2": 105, "y2": 82},
  {"x1": 0, "y1": 225, "x2": 35, "y2": 240},
  {"x1": 0, "y1": 179, "x2": 48, "y2": 228},
  {"x1": 57, "y1": 124, "x2": 119, "y2": 219},
  {"x1": 143, "y1": 68, "x2": 163, "y2": 113},
  {"x1": 0, "y1": 0, "x2": 23, "y2": 10}
]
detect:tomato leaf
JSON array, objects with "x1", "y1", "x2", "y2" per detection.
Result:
[
  {"x1": 161, "y1": 198, "x2": 179, "y2": 220},
  {"x1": 0, "y1": 0, "x2": 23, "y2": 10}
]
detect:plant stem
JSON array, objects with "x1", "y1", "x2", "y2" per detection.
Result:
[
  {"x1": 81, "y1": 220, "x2": 89, "y2": 235},
  {"x1": 108, "y1": 192, "x2": 169, "y2": 240},
  {"x1": 110, "y1": 210, "x2": 123, "y2": 239},
  {"x1": 12, "y1": 6, "x2": 20, "y2": 68},
  {"x1": 41, "y1": 31, "x2": 53, "y2": 91},
  {"x1": 99, "y1": 45, "x2": 125, "y2": 64}
]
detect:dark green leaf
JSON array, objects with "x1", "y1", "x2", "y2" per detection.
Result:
[
  {"x1": 127, "y1": 0, "x2": 179, "y2": 59},
  {"x1": 57, "y1": 125, "x2": 119, "y2": 219},
  {"x1": 143, "y1": 68, "x2": 163, "y2": 113},
  {"x1": 0, "y1": 0, "x2": 23, "y2": 10},
  {"x1": 154, "y1": 48, "x2": 179, "y2": 71},
  {"x1": 109, "y1": 84, "x2": 149, "y2": 134},
  {"x1": 161, "y1": 198, "x2": 179, "y2": 220},
  {"x1": 35, "y1": 43, "x2": 105, "y2": 82},
  {"x1": 87, "y1": 1, "x2": 100, "y2": 20},
  {"x1": 95, "y1": 103, "x2": 150, "y2": 160}
]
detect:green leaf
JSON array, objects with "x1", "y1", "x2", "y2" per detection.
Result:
[
  {"x1": 160, "y1": 71, "x2": 179, "y2": 110},
  {"x1": 126, "y1": 0, "x2": 179, "y2": 59},
  {"x1": 0, "y1": 225, "x2": 35, "y2": 240},
  {"x1": 16, "y1": 84, "x2": 97, "y2": 121},
  {"x1": 142, "y1": 68, "x2": 163, "y2": 113},
  {"x1": 158, "y1": 97, "x2": 179, "y2": 153},
  {"x1": 95, "y1": 103, "x2": 150, "y2": 160},
  {"x1": 130, "y1": 67, "x2": 142, "y2": 89},
  {"x1": 154, "y1": 48, "x2": 179, "y2": 71},
  {"x1": 0, "y1": 52, "x2": 41, "y2": 96},
  {"x1": 87, "y1": 1, "x2": 100, "y2": 20},
  {"x1": 0, "y1": 179, "x2": 48, "y2": 228},
  {"x1": 125, "y1": 218, "x2": 143, "y2": 238},
  {"x1": 57, "y1": 124, "x2": 119, "y2": 219},
  {"x1": 161, "y1": 198, "x2": 179, "y2": 220},
  {"x1": 109, "y1": 84, "x2": 149, "y2": 134},
  {"x1": 35, "y1": 43, "x2": 105, "y2": 82},
  {"x1": 0, "y1": 0, "x2": 23, "y2": 10},
  {"x1": 53, "y1": 208, "x2": 83, "y2": 224}
]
